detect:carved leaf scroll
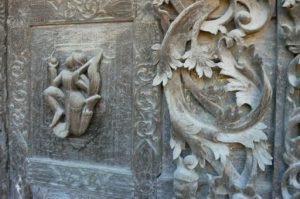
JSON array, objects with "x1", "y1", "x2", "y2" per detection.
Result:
[{"x1": 152, "y1": 0, "x2": 274, "y2": 198}]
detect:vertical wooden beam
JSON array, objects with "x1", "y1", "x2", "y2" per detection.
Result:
[
  {"x1": 132, "y1": 1, "x2": 163, "y2": 198},
  {"x1": 0, "y1": 0, "x2": 8, "y2": 197},
  {"x1": 6, "y1": 0, "x2": 31, "y2": 197}
]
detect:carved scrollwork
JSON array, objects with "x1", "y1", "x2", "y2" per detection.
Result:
[
  {"x1": 152, "y1": 0, "x2": 274, "y2": 198},
  {"x1": 48, "y1": 0, "x2": 128, "y2": 20},
  {"x1": 43, "y1": 52, "x2": 102, "y2": 138},
  {"x1": 281, "y1": 1, "x2": 300, "y2": 198},
  {"x1": 282, "y1": 106, "x2": 300, "y2": 199}
]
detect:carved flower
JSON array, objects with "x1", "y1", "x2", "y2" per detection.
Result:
[{"x1": 182, "y1": 48, "x2": 218, "y2": 78}]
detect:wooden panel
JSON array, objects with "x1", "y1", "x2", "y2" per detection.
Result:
[
  {"x1": 6, "y1": 1, "x2": 138, "y2": 196},
  {"x1": 3, "y1": 0, "x2": 291, "y2": 198},
  {"x1": 29, "y1": 23, "x2": 133, "y2": 167}
]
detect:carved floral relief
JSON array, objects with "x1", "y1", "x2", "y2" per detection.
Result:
[
  {"x1": 47, "y1": 0, "x2": 130, "y2": 20},
  {"x1": 281, "y1": 1, "x2": 300, "y2": 198},
  {"x1": 43, "y1": 52, "x2": 102, "y2": 138},
  {"x1": 152, "y1": 0, "x2": 274, "y2": 198}
]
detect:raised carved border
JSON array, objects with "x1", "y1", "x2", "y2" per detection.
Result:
[
  {"x1": 278, "y1": 1, "x2": 300, "y2": 198},
  {"x1": 132, "y1": 0, "x2": 163, "y2": 197},
  {"x1": 28, "y1": 0, "x2": 135, "y2": 25},
  {"x1": 7, "y1": 0, "x2": 32, "y2": 197}
]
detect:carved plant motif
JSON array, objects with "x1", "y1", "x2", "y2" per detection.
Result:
[
  {"x1": 281, "y1": 1, "x2": 300, "y2": 198},
  {"x1": 48, "y1": 0, "x2": 127, "y2": 19},
  {"x1": 152, "y1": 0, "x2": 274, "y2": 198},
  {"x1": 43, "y1": 52, "x2": 102, "y2": 138}
]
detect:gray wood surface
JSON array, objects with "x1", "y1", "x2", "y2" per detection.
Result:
[{"x1": 0, "y1": 0, "x2": 298, "y2": 198}]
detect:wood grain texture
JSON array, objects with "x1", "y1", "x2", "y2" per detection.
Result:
[
  {"x1": 0, "y1": 0, "x2": 8, "y2": 198},
  {"x1": 1, "y1": 0, "x2": 291, "y2": 198},
  {"x1": 26, "y1": 158, "x2": 134, "y2": 198}
]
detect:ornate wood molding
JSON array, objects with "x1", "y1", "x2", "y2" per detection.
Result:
[
  {"x1": 47, "y1": 0, "x2": 132, "y2": 20},
  {"x1": 281, "y1": 1, "x2": 300, "y2": 198},
  {"x1": 7, "y1": 0, "x2": 32, "y2": 197},
  {"x1": 132, "y1": 0, "x2": 163, "y2": 198},
  {"x1": 153, "y1": 0, "x2": 274, "y2": 198},
  {"x1": 29, "y1": 0, "x2": 134, "y2": 25}
]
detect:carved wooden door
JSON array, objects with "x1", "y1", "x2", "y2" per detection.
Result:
[{"x1": 1, "y1": 0, "x2": 300, "y2": 198}]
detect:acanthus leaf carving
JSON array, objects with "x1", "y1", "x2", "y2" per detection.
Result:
[
  {"x1": 152, "y1": 0, "x2": 274, "y2": 198},
  {"x1": 43, "y1": 52, "x2": 102, "y2": 138}
]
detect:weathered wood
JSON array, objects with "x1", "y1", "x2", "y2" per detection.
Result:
[
  {"x1": 0, "y1": 0, "x2": 8, "y2": 198},
  {"x1": 26, "y1": 158, "x2": 134, "y2": 198},
  {"x1": 7, "y1": 0, "x2": 32, "y2": 197},
  {"x1": 28, "y1": 0, "x2": 134, "y2": 25},
  {"x1": 29, "y1": 23, "x2": 133, "y2": 167},
  {"x1": 278, "y1": 1, "x2": 300, "y2": 198},
  {"x1": 1, "y1": 0, "x2": 296, "y2": 198},
  {"x1": 152, "y1": 0, "x2": 276, "y2": 198},
  {"x1": 132, "y1": 0, "x2": 162, "y2": 198}
]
